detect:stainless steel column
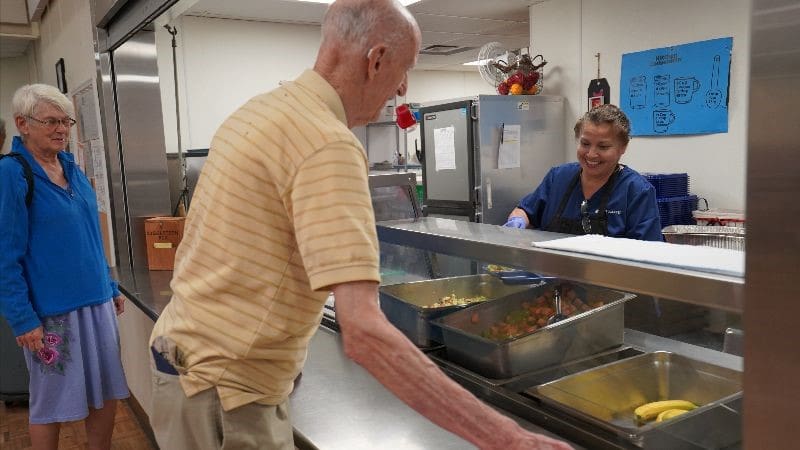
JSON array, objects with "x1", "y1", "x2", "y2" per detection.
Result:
[
  {"x1": 744, "y1": 0, "x2": 800, "y2": 448},
  {"x1": 110, "y1": 28, "x2": 171, "y2": 272}
]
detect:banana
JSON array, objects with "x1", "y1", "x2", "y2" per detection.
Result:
[
  {"x1": 656, "y1": 408, "x2": 690, "y2": 422},
  {"x1": 634, "y1": 400, "x2": 697, "y2": 422}
]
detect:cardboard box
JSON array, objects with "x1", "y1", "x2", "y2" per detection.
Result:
[{"x1": 144, "y1": 217, "x2": 186, "y2": 270}]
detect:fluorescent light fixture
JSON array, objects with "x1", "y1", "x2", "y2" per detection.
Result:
[
  {"x1": 463, "y1": 59, "x2": 492, "y2": 66},
  {"x1": 296, "y1": 0, "x2": 421, "y2": 5}
]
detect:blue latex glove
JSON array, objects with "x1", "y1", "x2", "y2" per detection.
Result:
[{"x1": 504, "y1": 216, "x2": 526, "y2": 228}]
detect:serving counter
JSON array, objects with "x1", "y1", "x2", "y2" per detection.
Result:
[
  {"x1": 116, "y1": 216, "x2": 743, "y2": 449},
  {"x1": 114, "y1": 266, "x2": 576, "y2": 449}
]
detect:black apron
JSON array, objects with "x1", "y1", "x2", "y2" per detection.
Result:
[{"x1": 545, "y1": 167, "x2": 621, "y2": 236}]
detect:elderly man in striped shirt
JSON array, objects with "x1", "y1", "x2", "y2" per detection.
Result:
[{"x1": 149, "y1": 1, "x2": 572, "y2": 449}]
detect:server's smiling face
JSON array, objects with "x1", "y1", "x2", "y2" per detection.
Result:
[{"x1": 576, "y1": 122, "x2": 627, "y2": 181}]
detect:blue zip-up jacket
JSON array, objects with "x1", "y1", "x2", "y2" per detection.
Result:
[{"x1": 0, "y1": 136, "x2": 119, "y2": 336}]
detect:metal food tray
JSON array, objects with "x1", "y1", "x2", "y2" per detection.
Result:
[
  {"x1": 432, "y1": 281, "x2": 636, "y2": 378},
  {"x1": 662, "y1": 225, "x2": 745, "y2": 251},
  {"x1": 529, "y1": 351, "x2": 742, "y2": 440},
  {"x1": 378, "y1": 274, "x2": 536, "y2": 347}
]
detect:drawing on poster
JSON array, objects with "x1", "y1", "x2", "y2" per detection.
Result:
[{"x1": 621, "y1": 37, "x2": 732, "y2": 136}]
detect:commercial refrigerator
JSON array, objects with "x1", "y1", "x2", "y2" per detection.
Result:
[{"x1": 419, "y1": 95, "x2": 565, "y2": 225}]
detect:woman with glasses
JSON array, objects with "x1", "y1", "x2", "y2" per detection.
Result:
[
  {"x1": 0, "y1": 84, "x2": 128, "y2": 449},
  {"x1": 504, "y1": 104, "x2": 662, "y2": 241}
]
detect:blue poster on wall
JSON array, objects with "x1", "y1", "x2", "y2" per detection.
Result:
[{"x1": 620, "y1": 37, "x2": 732, "y2": 136}]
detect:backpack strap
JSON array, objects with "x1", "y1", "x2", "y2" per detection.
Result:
[{"x1": 1, "y1": 152, "x2": 34, "y2": 207}]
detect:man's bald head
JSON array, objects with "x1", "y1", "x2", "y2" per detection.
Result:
[
  {"x1": 320, "y1": 0, "x2": 420, "y2": 56},
  {"x1": 315, "y1": 0, "x2": 421, "y2": 127}
]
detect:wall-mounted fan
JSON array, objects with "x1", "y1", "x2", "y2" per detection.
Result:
[{"x1": 476, "y1": 42, "x2": 547, "y2": 95}]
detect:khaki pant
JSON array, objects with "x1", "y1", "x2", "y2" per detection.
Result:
[{"x1": 150, "y1": 366, "x2": 293, "y2": 450}]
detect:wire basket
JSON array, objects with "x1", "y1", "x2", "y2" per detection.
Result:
[
  {"x1": 662, "y1": 225, "x2": 745, "y2": 251},
  {"x1": 496, "y1": 54, "x2": 546, "y2": 96}
]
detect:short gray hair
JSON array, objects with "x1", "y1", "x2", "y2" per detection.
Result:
[
  {"x1": 12, "y1": 84, "x2": 75, "y2": 120},
  {"x1": 321, "y1": 0, "x2": 415, "y2": 54},
  {"x1": 574, "y1": 104, "x2": 631, "y2": 145}
]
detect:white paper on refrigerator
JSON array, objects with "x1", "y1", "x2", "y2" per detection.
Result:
[
  {"x1": 433, "y1": 125, "x2": 456, "y2": 171},
  {"x1": 498, "y1": 124, "x2": 521, "y2": 169}
]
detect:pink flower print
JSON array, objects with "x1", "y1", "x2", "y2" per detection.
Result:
[
  {"x1": 44, "y1": 332, "x2": 62, "y2": 346},
  {"x1": 37, "y1": 347, "x2": 60, "y2": 365}
]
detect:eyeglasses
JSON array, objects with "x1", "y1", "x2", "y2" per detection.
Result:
[
  {"x1": 580, "y1": 199, "x2": 592, "y2": 234},
  {"x1": 26, "y1": 115, "x2": 77, "y2": 130}
]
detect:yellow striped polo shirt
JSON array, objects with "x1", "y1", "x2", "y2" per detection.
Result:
[{"x1": 150, "y1": 69, "x2": 381, "y2": 411}]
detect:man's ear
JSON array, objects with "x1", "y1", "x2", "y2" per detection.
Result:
[{"x1": 366, "y1": 44, "x2": 388, "y2": 81}]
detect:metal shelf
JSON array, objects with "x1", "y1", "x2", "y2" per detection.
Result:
[{"x1": 376, "y1": 218, "x2": 744, "y2": 313}]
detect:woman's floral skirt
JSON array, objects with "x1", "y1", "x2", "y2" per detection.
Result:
[{"x1": 23, "y1": 300, "x2": 129, "y2": 424}]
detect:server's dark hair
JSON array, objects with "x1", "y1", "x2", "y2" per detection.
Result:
[{"x1": 574, "y1": 104, "x2": 631, "y2": 145}]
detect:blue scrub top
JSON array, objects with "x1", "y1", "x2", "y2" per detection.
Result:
[{"x1": 517, "y1": 162, "x2": 663, "y2": 241}]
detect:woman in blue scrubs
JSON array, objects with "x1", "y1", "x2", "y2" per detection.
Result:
[{"x1": 504, "y1": 104, "x2": 662, "y2": 241}]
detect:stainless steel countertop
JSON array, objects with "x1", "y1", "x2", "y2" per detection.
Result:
[
  {"x1": 376, "y1": 218, "x2": 744, "y2": 313},
  {"x1": 115, "y1": 267, "x2": 578, "y2": 449}
]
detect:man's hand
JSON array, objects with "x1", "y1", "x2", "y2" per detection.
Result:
[
  {"x1": 16, "y1": 326, "x2": 44, "y2": 351},
  {"x1": 113, "y1": 294, "x2": 126, "y2": 315}
]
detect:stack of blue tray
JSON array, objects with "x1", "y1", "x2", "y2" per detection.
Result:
[
  {"x1": 643, "y1": 173, "x2": 690, "y2": 198},
  {"x1": 657, "y1": 195, "x2": 698, "y2": 227},
  {"x1": 643, "y1": 173, "x2": 696, "y2": 226}
]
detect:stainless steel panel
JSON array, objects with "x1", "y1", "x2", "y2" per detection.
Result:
[
  {"x1": 92, "y1": 0, "x2": 130, "y2": 27},
  {"x1": 744, "y1": 1, "x2": 800, "y2": 448},
  {"x1": 97, "y1": 47, "x2": 132, "y2": 272},
  {"x1": 434, "y1": 281, "x2": 634, "y2": 378},
  {"x1": 477, "y1": 95, "x2": 565, "y2": 225},
  {"x1": 113, "y1": 30, "x2": 171, "y2": 271},
  {"x1": 376, "y1": 218, "x2": 745, "y2": 312},
  {"x1": 531, "y1": 351, "x2": 742, "y2": 441},
  {"x1": 98, "y1": 0, "x2": 178, "y2": 51},
  {"x1": 378, "y1": 274, "x2": 534, "y2": 346},
  {"x1": 421, "y1": 102, "x2": 473, "y2": 203}
]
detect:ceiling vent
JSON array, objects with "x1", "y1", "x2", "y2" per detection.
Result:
[{"x1": 419, "y1": 44, "x2": 476, "y2": 56}]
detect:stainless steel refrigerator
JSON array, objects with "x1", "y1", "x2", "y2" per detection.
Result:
[{"x1": 419, "y1": 95, "x2": 565, "y2": 225}]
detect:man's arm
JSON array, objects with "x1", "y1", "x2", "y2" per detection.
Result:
[{"x1": 333, "y1": 281, "x2": 572, "y2": 450}]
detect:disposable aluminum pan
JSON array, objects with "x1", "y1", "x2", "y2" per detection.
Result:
[
  {"x1": 432, "y1": 281, "x2": 636, "y2": 379},
  {"x1": 379, "y1": 274, "x2": 536, "y2": 347},
  {"x1": 662, "y1": 225, "x2": 745, "y2": 251}
]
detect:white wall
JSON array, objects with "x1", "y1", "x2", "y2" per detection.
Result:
[
  {"x1": 34, "y1": 0, "x2": 97, "y2": 92},
  {"x1": 0, "y1": 55, "x2": 34, "y2": 153},
  {"x1": 156, "y1": 16, "x2": 321, "y2": 153},
  {"x1": 157, "y1": 15, "x2": 496, "y2": 161},
  {"x1": 531, "y1": 0, "x2": 751, "y2": 210}
]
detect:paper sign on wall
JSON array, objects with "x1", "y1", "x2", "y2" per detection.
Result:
[
  {"x1": 433, "y1": 125, "x2": 456, "y2": 171},
  {"x1": 498, "y1": 124, "x2": 521, "y2": 169},
  {"x1": 621, "y1": 37, "x2": 732, "y2": 136}
]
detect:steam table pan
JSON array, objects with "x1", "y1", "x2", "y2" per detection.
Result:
[
  {"x1": 379, "y1": 274, "x2": 535, "y2": 347},
  {"x1": 528, "y1": 351, "x2": 742, "y2": 440},
  {"x1": 432, "y1": 281, "x2": 636, "y2": 378}
]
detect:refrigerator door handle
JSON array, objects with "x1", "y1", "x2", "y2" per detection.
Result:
[
  {"x1": 485, "y1": 178, "x2": 492, "y2": 210},
  {"x1": 470, "y1": 102, "x2": 478, "y2": 120}
]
